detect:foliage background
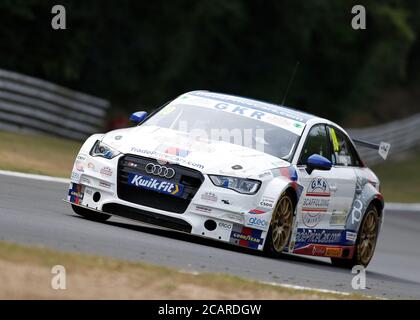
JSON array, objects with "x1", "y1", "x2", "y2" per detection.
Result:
[{"x1": 1, "y1": 0, "x2": 419, "y2": 126}]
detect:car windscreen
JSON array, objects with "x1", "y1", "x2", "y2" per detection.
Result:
[{"x1": 142, "y1": 103, "x2": 301, "y2": 160}]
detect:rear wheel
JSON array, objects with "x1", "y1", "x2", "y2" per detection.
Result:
[
  {"x1": 71, "y1": 204, "x2": 111, "y2": 222},
  {"x1": 264, "y1": 192, "x2": 295, "y2": 257},
  {"x1": 331, "y1": 204, "x2": 379, "y2": 268}
]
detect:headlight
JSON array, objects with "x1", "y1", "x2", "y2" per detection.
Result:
[
  {"x1": 90, "y1": 140, "x2": 121, "y2": 159},
  {"x1": 209, "y1": 175, "x2": 261, "y2": 195}
]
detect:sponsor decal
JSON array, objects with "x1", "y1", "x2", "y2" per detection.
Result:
[
  {"x1": 218, "y1": 221, "x2": 233, "y2": 230},
  {"x1": 100, "y1": 167, "x2": 113, "y2": 176},
  {"x1": 128, "y1": 173, "x2": 184, "y2": 197},
  {"x1": 221, "y1": 199, "x2": 230, "y2": 205},
  {"x1": 165, "y1": 146, "x2": 190, "y2": 158},
  {"x1": 115, "y1": 135, "x2": 123, "y2": 140},
  {"x1": 245, "y1": 216, "x2": 269, "y2": 231},
  {"x1": 81, "y1": 176, "x2": 91, "y2": 184},
  {"x1": 249, "y1": 208, "x2": 266, "y2": 215},
  {"x1": 187, "y1": 91, "x2": 307, "y2": 124},
  {"x1": 302, "y1": 212, "x2": 322, "y2": 228},
  {"x1": 201, "y1": 192, "x2": 217, "y2": 202},
  {"x1": 194, "y1": 205, "x2": 212, "y2": 214},
  {"x1": 230, "y1": 227, "x2": 263, "y2": 249},
  {"x1": 71, "y1": 172, "x2": 80, "y2": 181},
  {"x1": 76, "y1": 155, "x2": 86, "y2": 162},
  {"x1": 306, "y1": 177, "x2": 330, "y2": 196},
  {"x1": 312, "y1": 245, "x2": 326, "y2": 256},
  {"x1": 346, "y1": 172, "x2": 381, "y2": 231},
  {"x1": 99, "y1": 181, "x2": 111, "y2": 189},
  {"x1": 75, "y1": 161, "x2": 84, "y2": 172},
  {"x1": 346, "y1": 231, "x2": 357, "y2": 242},
  {"x1": 302, "y1": 198, "x2": 329, "y2": 212},
  {"x1": 259, "y1": 197, "x2": 275, "y2": 209},
  {"x1": 130, "y1": 147, "x2": 204, "y2": 170},
  {"x1": 295, "y1": 229, "x2": 343, "y2": 244},
  {"x1": 87, "y1": 162, "x2": 95, "y2": 170},
  {"x1": 293, "y1": 244, "x2": 355, "y2": 257},
  {"x1": 325, "y1": 247, "x2": 343, "y2": 258},
  {"x1": 301, "y1": 177, "x2": 331, "y2": 227},
  {"x1": 68, "y1": 183, "x2": 84, "y2": 204}
]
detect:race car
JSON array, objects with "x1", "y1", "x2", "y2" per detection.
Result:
[{"x1": 66, "y1": 90, "x2": 389, "y2": 268}]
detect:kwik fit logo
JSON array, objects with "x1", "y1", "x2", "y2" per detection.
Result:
[{"x1": 128, "y1": 173, "x2": 184, "y2": 197}]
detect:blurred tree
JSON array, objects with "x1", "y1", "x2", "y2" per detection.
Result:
[{"x1": 0, "y1": 0, "x2": 418, "y2": 124}]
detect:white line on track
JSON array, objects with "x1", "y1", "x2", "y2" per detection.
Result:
[
  {"x1": 178, "y1": 269, "x2": 384, "y2": 298},
  {"x1": 385, "y1": 202, "x2": 420, "y2": 212},
  {"x1": 0, "y1": 170, "x2": 69, "y2": 184}
]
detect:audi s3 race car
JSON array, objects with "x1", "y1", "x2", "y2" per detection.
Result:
[{"x1": 66, "y1": 90, "x2": 390, "y2": 268}]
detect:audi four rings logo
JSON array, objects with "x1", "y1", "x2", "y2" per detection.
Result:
[{"x1": 145, "y1": 163, "x2": 176, "y2": 179}]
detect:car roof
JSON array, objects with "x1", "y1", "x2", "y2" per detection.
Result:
[{"x1": 183, "y1": 90, "x2": 320, "y2": 124}]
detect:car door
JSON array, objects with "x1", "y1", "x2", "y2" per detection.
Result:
[
  {"x1": 294, "y1": 124, "x2": 356, "y2": 230},
  {"x1": 326, "y1": 126, "x2": 358, "y2": 227},
  {"x1": 294, "y1": 124, "x2": 337, "y2": 229}
]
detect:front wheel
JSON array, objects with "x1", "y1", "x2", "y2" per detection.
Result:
[
  {"x1": 264, "y1": 192, "x2": 295, "y2": 257},
  {"x1": 71, "y1": 204, "x2": 111, "y2": 222},
  {"x1": 331, "y1": 204, "x2": 379, "y2": 269}
]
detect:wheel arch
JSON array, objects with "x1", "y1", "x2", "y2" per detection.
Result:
[
  {"x1": 283, "y1": 187, "x2": 298, "y2": 211},
  {"x1": 370, "y1": 197, "x2": 384, "y2": 218}
]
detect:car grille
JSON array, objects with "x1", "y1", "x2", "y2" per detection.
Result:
[{"x1": 117, "y1": 155, "x2": 204, "y2": 214}]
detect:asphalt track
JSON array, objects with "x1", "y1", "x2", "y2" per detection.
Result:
[{"x1": 1, "y1": 173, "x2": 419, "y2": 299}]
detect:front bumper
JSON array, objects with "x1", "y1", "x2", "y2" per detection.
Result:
[{"x1": 67, "y1": 152, "x2": 271, "y2": 251}]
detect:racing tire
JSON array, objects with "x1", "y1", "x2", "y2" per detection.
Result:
[
  {"x1": 264, "y1": 192, "x2": 295, "y2": 257},
  {"x1": 331, "y1": 204, "x2": 379, "y2": 269},
  {"x1": 71, "y1": 204, "x2": 111, "y2": 222}
]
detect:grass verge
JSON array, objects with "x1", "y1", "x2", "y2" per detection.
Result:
[
  {"x1": 372, "y1": 152, "x2": 420, "y2": 203},
  {"x1": 0, "y1": 130, "x2": 81, "y2": 178},
  {"x1": 0, "y1": 240, "x2": 369, "y2": 300}
]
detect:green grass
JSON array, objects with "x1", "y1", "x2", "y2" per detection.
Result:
[
  {"x1": 0, "y1": 130, "x2": 81, "y2": 177},
  {"x1": 0, "y1": 240, "x2": 371, "y2": 299},
  {"x1": 372, "y1": 153, "x2": 420, "y2": 203}
]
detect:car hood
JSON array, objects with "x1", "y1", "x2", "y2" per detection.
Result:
[{"x1": 101, "y1": 125, "x2": 291, "y2": 177}]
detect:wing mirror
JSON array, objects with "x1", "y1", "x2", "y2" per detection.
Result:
[
  {"x1": 130, "y1": 111, "x2": 148, "y2": 124},
  {"x1": 306, "y1": 154, "x2": 332, "y2": 174}
]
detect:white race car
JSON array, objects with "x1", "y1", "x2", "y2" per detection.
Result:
[{"x1": 67, "y1": 91, "x2": 389, "y2": 268}]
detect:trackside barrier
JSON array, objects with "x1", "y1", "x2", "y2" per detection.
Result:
[
  {"x1": 348, "y1": 113, "x2": 420, "y2": 166},
  {"x1": 0, "y1": 68, "x2": 110, "y2": 140}
]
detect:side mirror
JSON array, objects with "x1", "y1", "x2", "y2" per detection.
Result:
[
  {"x1": 306, "y1": 154, "x2": 332, "y2": 174},
  {"x1": 130, "y1": 111, "x2": 148, "y2": 124}
]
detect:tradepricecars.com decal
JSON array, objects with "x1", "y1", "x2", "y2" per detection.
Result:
[{"x1": 130, "y1": 147, "x2": 205, "y2": 170}]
